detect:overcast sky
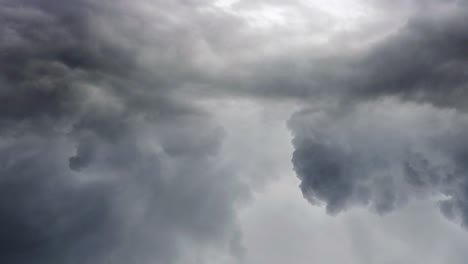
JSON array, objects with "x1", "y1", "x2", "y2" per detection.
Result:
[{"x1": 1, "y1": 0, "x2": 468, "y2": 263}]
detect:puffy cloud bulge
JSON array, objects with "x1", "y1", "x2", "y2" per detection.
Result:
[{"x1": 288, "y1": 0, "x2": 468, "y2": 225}]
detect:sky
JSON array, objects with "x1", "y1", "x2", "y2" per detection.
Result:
[{"x1": 1, "y1": 0, "x2": 468, "y2": 263}]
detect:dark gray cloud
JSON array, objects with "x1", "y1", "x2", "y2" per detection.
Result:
[
  {"x1": 225, "y1": 1, "x2": 468, "y2": 108},
  {"x1": 350, "y1": 4, "x2": 468, "y2": 109},
  {"x1": 0, "y1": 1, "x2": 246, "y2": 263},
  {"x1": 289, "y1": 100, "x2": 458, "y2": 214},
  {"x1": 289, "y1": 0, "x2": 468, "y2": 225}
]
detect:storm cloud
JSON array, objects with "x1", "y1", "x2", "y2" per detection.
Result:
[
  {"x1": 289, "y1": 0, "x2": 468, "y2": 225},
  {"x1": 0, "y1": 1, "x2": 246, "y2": 263},
  {"x1": 2, "y1": 0, "x2": 468, "y2": 263}
]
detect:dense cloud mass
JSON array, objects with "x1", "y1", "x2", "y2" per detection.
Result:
[
  {"x1": 2, "y1": 0, "x2": 468, "y2": 263},
  {"x1": 290, "y1": 100, "x2": 462, "y2": 214},
  {"x1": 350, "y1": 2, "x2": 468, "y2": 108},
  {"x1": 289, "y1": 0, "x2": 468, "y2": 225},
  {"x1": 0, "y1": 1, "x2": 245, "y2": 263}
]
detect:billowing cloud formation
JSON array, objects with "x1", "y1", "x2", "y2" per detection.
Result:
[
  {"x1": 2, "y1": 0, "x2": 468, "y2": 262},
  {"x1": 290, "y1": 100, "x2": 460, "y2": 213},
  {"x1": 350, "y1": 2, "x2": 468, "y2": 109},
  {"x1": 0, "y1": 1, "x2": 245, "y2": 263},
  {"x1": 289, "y1": 0, "x2": 468, "y2": 225},
  {"x1": 225, "y1": 1, "x2": 467, "y2": 105}
]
